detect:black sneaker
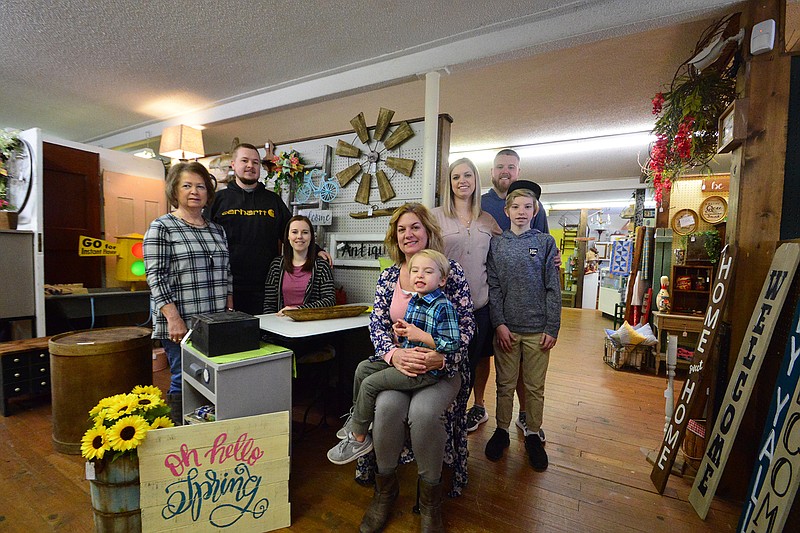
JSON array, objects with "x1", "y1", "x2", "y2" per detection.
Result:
[
  {"x1": 485, "y1": 428, "x2": 510, "y2": 461},
  {"x1": 466, "y1": 405, "x2": 489, "y2": 432},
  {"x1": 525, "y1": 433, "x2": 548, "y2": 471}
]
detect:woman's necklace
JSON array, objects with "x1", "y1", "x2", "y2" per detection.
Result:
[
  {"x1": 456, "y1": 210, "x2": 472, "y2": 235},
  {"x1": 179, "y1": 216, "x2": 207, "y2": 228},
  {"x1": 174, "y1": 210, "x2": 207, "y2": 228}
]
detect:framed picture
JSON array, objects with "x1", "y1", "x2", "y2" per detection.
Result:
[
  {"x1": 717, "y1": 99, "x2": 748, "y2": 153},
  {"x1": 328, "y1": 233, "x2": 386, "y2": 267},
  {"x1": 595, "y1": 242, "x2": 609, "y2": 259}
]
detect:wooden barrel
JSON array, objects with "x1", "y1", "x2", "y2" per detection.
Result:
[
  {"x1": 89, "y1": 453, "x2": 142, "y2": 533},
  {"x1": 49, "y1": 327, "x2": 152, "y2": 454}
]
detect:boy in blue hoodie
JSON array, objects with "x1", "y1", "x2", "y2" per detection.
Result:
[{"x1": 485, "y1": 180, "x2": 561, "y2": 471}]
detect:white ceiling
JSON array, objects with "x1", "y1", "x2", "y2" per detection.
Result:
[{"x1": 1, "y1": 0, "x2": 741, "y2": 201}]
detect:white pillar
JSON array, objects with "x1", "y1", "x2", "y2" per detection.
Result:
[{"x1": 421, "y1": 71, "x2": 441, "y2": 208}]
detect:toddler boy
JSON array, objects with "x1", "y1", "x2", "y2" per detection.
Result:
[{"x1": 327, "y1": 249, "x2": 460, "y2": 465}]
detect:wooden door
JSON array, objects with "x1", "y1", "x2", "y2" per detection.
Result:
[
  {"x1": 43, "y1": 142, "x2": 101, "y2": 287},
  {"x1": 103, "y1": 170, "x2": 167, "y2": 288}
]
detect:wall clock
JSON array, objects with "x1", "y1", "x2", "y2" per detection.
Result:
[{"x1": 334, "y1": 108, "x2": 418, "y2": 205}]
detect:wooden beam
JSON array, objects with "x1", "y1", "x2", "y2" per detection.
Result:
[{"x1": 719, "y1": 0, "x2": 792, "y2": 502}]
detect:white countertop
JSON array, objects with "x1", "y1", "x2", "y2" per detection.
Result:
[{"x1": 256, "y1": 303, "x2": 371, "y2": 338}]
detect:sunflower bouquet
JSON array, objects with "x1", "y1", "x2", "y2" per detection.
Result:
[{"x1": 80, "y1": 385, "x2": 174, "y2": 462}]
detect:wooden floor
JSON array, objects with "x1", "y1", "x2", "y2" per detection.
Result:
[{"x1": 0, "y1": 308, "x2": 742, "y2": 532}]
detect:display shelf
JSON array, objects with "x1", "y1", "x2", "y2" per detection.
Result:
[{"x1": 670, "y1": 264, "x2": 713, "y2": 315}]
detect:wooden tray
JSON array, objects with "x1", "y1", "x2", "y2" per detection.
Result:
[{"x1": 282, "y1": 305, "x2": 369, "y2": 321}]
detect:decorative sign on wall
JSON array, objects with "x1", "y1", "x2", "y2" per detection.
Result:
[
  {"x1": 78, "y1": 235, "x2": 118, "y2": 256},
  {"x1": 328, "y1": 232, "x2": 386, "y2": 267},
  {"x1": 701, "y1": 175, "x2": 730, "y2": 192},
  {"x1": 689, "y1": 243, "x2": 800, "y2": 519},
  {"x1": 298, "y1": 209, "x2": 332, "y2": 226},
  {"x1": 138, "y1": 412, "x2": 290, "y2": 532}
]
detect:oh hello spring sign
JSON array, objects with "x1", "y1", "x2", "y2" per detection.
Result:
[{"x1": 138, "y1": 412, "x2": 291, "y2": 532}]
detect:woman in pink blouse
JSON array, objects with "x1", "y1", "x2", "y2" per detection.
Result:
[{"x1": 263, "y1": 215, "x2": 335, "y2": 314}]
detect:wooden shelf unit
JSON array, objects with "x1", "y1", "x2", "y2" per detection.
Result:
[{"x1": 670, "y1": 264, "x2": 713, "y2": 316}]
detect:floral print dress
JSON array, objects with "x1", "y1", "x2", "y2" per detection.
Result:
[{"x1": 355, "y1": 261, "x2": 475, "y2": 497}]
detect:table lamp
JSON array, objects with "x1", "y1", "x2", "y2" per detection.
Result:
[{"x1": 159, "y1": 125, "x2": 205, "y2": 160}]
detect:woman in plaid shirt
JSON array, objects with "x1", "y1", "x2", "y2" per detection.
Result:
[{"x1": 143, "y1": 162, "x2": 233, "y2": 422}]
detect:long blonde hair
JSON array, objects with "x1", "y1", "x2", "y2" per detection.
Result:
[
  {"x1": 384, "y1": 203, "x2": 444, "y2": 265},
  {"x1": 442, "y1": 157, "x2": 482, "y2": 220}
]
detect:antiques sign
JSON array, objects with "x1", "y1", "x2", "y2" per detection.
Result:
[
  {"x1": 689, "y1": 243, "x2": 800, "y2": 519},
  {"x1": 738, "y1": 299, "x2": 800, "y2": 532},
  {"x1": 650, "y1": 244, "x2": 736, "y2": 493},
  {"x1": 138, "y1": 412, "x2": 291, "y2": 532},
  {"x1": 329, "y1": 232, "x2": 386, "y2": 267}
]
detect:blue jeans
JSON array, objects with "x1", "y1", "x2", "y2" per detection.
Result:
[{"x1": 161, "y1": 339, "x2": 182, "y2": 394}]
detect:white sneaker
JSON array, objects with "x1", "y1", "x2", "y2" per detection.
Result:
[{"x1": 327, "y1": 433, "x2": 373, "y2": 465}]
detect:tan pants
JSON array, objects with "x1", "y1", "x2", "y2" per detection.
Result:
[{"x1": 494, "y1": 332, "x2": 550, "y2": 432}]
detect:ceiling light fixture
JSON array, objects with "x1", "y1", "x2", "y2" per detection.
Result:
[
  {"x1": 159, "y1": 124, "x2": 205, "y2": 160},
  {"x1": 133, "y1": 148, "x2": 157, "y2": 159},
  {"x1": 449, "y1": 131, "x2": 655, "y2": 165}
]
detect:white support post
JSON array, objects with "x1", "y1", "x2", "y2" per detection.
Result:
[
  {"x1": 421, "y1": 71, "x2": 441, "y2": 208},
  {"x1": 664, "y1": 334, "x2": 678, "y2": 431}
]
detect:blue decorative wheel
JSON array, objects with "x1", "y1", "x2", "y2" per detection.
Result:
[
  {"x1": 319, "y1": 179, "x2": 339, "y2": 202},
  {"x1": 295, "y1": 182, "x2": 312, "y2": 203}
]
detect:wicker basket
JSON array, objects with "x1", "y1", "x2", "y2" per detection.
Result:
[{"x1": 603, "y1": 337, "x2": 652, "y2": 370}]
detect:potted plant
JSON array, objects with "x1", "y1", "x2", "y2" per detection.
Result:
[
  {"x1": 81, "y1": 385, "x2": 174, "y2": 532},
  {"x1": 0, "y1": 129, "x2": 22, "y2": 228}
]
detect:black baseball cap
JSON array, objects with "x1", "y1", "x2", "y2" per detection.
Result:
[{"x1": 507, "y1": 180, "x2": 541, "y2": 200}]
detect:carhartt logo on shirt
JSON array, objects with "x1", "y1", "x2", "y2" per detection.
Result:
[
  {"x1": 220, "y1": 208, "x2": 275, "y2": 217},
  {"x1": 529, "y1": 248, "x2": 538, "y2": 257}
]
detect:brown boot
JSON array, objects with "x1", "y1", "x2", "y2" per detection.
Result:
[
  {"x1": 419, "y1": 477, "x2": 444, "y2": 532},
  {"x1": 359, "y1": 471, "x2": 399, "y2": 533}
]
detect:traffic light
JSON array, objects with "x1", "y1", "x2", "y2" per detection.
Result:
[{"x1": 116, "y1": 233, "x2": 146, "y2": 282}]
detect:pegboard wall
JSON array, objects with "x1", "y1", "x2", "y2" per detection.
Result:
[
  {"x1": 669, "y1": 176, "x2": 730, "y2": 252},
  {"x1": 274, "y1": 118, "x2": 428, "y2": 304}
]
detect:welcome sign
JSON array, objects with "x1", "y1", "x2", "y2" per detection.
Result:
[
  {"x1": 689, "y1": 243, "x2": 800, "y2": 519},
  {"x1": 138, "y1": 412, "x2": 291, "y2": 532},
  {"x1": 738, "y1": 299, "x2": 800, "y2": 532}
]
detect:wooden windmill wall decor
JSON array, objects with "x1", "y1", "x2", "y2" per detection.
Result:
[{"x1": 335, "y1": 108, "x2": 418, "y2": 205}]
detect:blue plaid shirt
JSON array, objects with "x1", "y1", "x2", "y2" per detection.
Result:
[{"x1": 401, "y1": 288, "x2": 460, "y2": 377}]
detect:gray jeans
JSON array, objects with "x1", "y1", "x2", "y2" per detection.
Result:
[
  {"x1": 351, "y1": 359, "x2": 440, "y2": 435},
  {"x1": 372, "y1": 374, "x2": 461, "y2": 483}
]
